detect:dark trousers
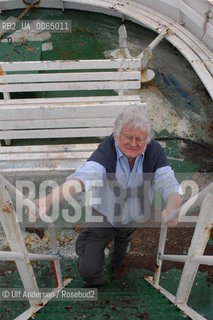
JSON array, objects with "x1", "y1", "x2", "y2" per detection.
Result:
[{"x1": 75, "y1": 226, "x2": 136, "y2": 285}]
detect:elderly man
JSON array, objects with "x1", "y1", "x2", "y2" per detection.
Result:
[{"x1": 33, "y1": 107, "x2": 182, "y2": 287}]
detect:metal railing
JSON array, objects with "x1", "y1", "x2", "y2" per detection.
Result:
[
  {"x1": 1, "y1": 172, "x2": 213, "y2": 319},
  {"x1": 145, "y1": 182, "x2": 213, "y2": 320},
  {"x1": 0, "y1": 174, "x2": 72, "y2": 320}
]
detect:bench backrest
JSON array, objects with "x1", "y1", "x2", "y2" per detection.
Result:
[
  {"x1": 0, "y1": 58, "x2": 141, "y2": 100},
  {"x1": 0, "y1": 97, "x2": 146, "y2": 141}
]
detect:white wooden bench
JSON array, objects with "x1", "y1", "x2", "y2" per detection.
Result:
[
  {"x1": 0, "y1": 58, "x2": 145, "y2": 176},
  {"x1": 0, "y1": 58, "x2": 141, "y2": 101}
]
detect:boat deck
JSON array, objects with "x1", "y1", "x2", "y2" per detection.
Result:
[
  {"x1": 0, "y1": 6, "x2": 212, "y2": 320},
  {"x1": 1, "y1": 257, "x2": 213, "y2": 319}
]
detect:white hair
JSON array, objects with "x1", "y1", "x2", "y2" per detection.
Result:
[{"x1": 113, "y1": 106, "x2": 153, "y2": 143}]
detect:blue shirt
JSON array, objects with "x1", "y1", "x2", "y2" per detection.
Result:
[{"x1": 67, "y1": 143, "x2": 181, "y2": 225}]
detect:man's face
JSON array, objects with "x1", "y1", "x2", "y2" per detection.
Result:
[{"x1": 117, "y1": 124, "x2": 148, "y2": 161}]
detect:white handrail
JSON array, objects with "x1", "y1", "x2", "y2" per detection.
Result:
[
  {"x1": 0, "y1": 174, "x2": 71, "y2": 320},
  {"x1": 0, "y1": 174, "x2": 63, "y2": 287},
  {"x1": 165, "y1": 182, "x2": 213, "y2": 223},
  {"x1": 147, "y1": 182, "x2": 213, "y2": 320},
  {"x1": 0, "y1": 181, "x2": 42, "y2": 307},
  {"x1": 0, "y1": 250, "x2": 61, "y2": 261}
]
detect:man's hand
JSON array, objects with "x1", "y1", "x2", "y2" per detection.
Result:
[
  {"x1": 25, "y1": 194, "x2": 53, "y2": 221},
  {"x1": 162, "y1": 192, "x2": 182, "y2": 226},
  {"x1": 25, "y1": 179, "x2": 83, "y2": 221}
]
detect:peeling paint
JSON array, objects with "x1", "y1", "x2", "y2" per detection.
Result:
[
  {"x1": 208, "y1": 227, "x2": 213, "y2": 239},
  {"x1": 0, "y1": 65, "x2": 4, "y2": 76},
  {"x1": 2, "y1": 205, "x2": 13, "y2": 214},
  {"x1": 0, "y1": 197, "x2": 14, "y2": 214}
]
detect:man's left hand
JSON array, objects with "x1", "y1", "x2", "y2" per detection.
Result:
[{"x1": 162, "y1": 192, "x2": 182, "y2": 226}]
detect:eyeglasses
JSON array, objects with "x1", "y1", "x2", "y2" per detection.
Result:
[{"x1": 122, "y1": 133, "x2": 147, "y2": 145}]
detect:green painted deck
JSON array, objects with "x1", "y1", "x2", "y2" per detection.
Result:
[
  {"x1": 0, "y1": 6, "x2": 212, "y2": 320},
  {"x1": 0, "y1": 260, "x2": 184, "y2": 320},
  {"x1": 31, "y1": 266, "x2": 186, "y2": 320},
  {"x1": 1, "y1": 259, "x2": 213, "y2": 319}
]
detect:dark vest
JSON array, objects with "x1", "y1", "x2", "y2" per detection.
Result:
[{"x1": 88, "y1": 133, "x2": 168, "y2": 173}]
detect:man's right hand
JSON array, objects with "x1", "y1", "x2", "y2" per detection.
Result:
[
  {"x1": 25, "y1": 179, "x2": 83, "y2": 221},
  {"x1": 26, "y1": 195, "x2": 52, "y2": 221}
]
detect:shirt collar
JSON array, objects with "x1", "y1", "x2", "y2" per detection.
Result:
[{"x1": 114, "y1": 141, "x2": 144, "y2": 160}]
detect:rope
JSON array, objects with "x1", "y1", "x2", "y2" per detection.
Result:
[
  {"x1": 201, "y1": 3, "x2": 212, "y2": 40},
  {"x1": 22, "y1": 0, "x2": 40, "y2": 7},
  {"x1": 156, "y1": 136, "x2": 213, "y2": 156},
  {"x1": 6, "y1": 38, "x2": 28, "y2": 61},
  {"x1": 0, "y1": 0, "x2": 40, "y2": 40},
  {"x1": 49, "y1": 249, "x2": 65, "y2": 261}
]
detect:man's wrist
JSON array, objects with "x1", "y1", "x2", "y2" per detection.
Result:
[{"x1": 166, "y1": 192, "x2": 182, "y2": 209}]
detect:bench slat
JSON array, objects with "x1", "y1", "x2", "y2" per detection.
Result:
[
  {"x1": 0, "y1": 118, "x2": 115, "y2": 130},
  {"x1": 0, "y1": 146, "x2": 95, "y2": 176},
  {"x1": 0, "y1": 80, "x2": 140, "y2": 93},
  {"x1": 0, "y1": 59, "x2": 141, "y2": 72},
  {"x1": 0, "y1": 144, "x2": 99, "y2": 154},
  {"x1": 0, "y1": 151, "x2": 94, "y2": 161},
  {"x1": 0, "y1": 166, "x2": 84, "y2": 175},
  {"x1": 0, "y1": 160, "x2": 86, "y2": 173},
  {"x1": 0, "y1": 71, "x2": 140, "y2": 84},
  {"x1": 0, "y1": 102, "x2": 145, "y2": 121},
  {"x1": 0, "y1": 95, "x2": 141, "y2": 105},
  {"x1": 0, "y1": 127, "x2": 114, "y2": 139}
]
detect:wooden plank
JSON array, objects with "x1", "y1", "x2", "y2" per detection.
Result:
[
  {"x1": 0, "y1": 59, "x2": 141, "y2": 72},
  {"x1": 0, "y1": 151, "x2": 94, "y2": 161},
  {"x1": 0, "y1": 80, "x2": 141, "y2": 93},
  {"x1": 0, "y1": 143, "x2": 98, "y2": 154},
  {"x1": 0, "y1": 158, "x2": 93, "y2": 170},
  {"x1": 0, "y1": 165, "x2": 84, "y2": 175},
  {"x1": 0, "y1": 127, "x2": 114, "y2": 139},
  {"x1": 0, "y1": 102, "x2": 145, "y2": 121},
  {"x1": 0, "y1": 158, "x2": 87, "y2": 169},
  {"x1": 1, "y1": 71, "x2": 141, "y2": 84},
  {"x1": 0, "y1": 94, "x2": 141, "y2": 105},
  {"x1": 0, "y1": 118, "x2": 115, "y2": 130}
]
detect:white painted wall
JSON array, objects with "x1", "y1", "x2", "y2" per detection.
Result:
[{"x1": 135, "y1": 0, "x2": 213, "y2": 51}]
